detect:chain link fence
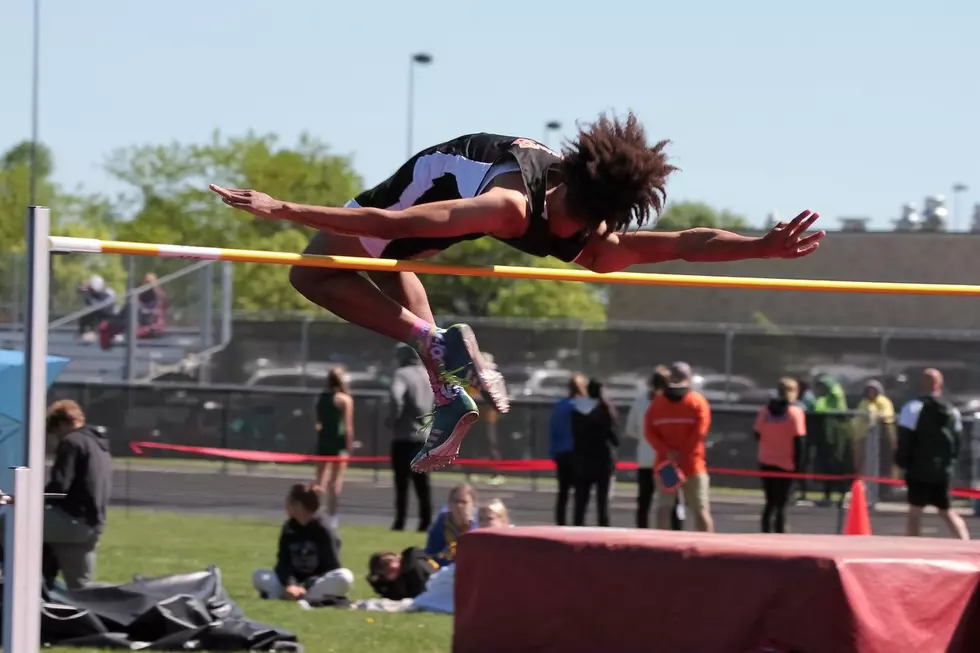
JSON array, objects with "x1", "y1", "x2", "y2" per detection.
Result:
[
  {"x1": 207, "y1": 317, "x2": 980, "y2": 416},
  {"x1": 47, "y1": 381, "x2": 980, "y2": 496},
  {"x1": 0, "y1": 251, "x2": 219, "y2": 329}
]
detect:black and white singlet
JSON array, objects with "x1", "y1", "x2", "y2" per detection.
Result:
[{"x1": 345, "y1": 133, "x2": 588, "y2": 263}]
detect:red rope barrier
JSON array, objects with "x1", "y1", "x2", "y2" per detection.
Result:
[{"x1": 128, "y1": 441, "x2": 980, "y2": 500}]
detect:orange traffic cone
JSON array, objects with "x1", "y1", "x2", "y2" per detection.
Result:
[{"x1": 844, "y1": 480, "x2": 872, "y2": 536}]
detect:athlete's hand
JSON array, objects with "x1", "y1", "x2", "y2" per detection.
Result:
[
  {"x1": 759, "y1": 210, "x2": 824, "y2": 259},
  {"x1": 209, "y1": 184, "x2": 283, "y2": 220}
]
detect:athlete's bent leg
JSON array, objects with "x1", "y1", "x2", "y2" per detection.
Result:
[
  {"x1": 370, "y1": 269, "x2": 507, "y2": 412},
  {"x1": 367, "y1": 269, "x2": 436, "y2": 324},
  {"x1": 290, "y1": 233, "x2": 429, "y2": 346},
  {"x1": 289, "y1": 233, "x2": 499, "y2": 471}
]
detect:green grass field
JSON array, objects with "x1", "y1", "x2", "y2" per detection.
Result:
[{"x1": 47, "y1": 509, "x2": 452, "y2": 653}]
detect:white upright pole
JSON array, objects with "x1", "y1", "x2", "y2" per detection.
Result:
[{"x1": 2, "y1": 206, "x2": 50, "y2": 653}]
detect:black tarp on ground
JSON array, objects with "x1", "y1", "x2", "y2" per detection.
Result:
[{"x1": 0, "y1": 565, "x2": 302, "y2": 651}]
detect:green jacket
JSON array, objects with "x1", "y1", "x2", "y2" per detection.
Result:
[{"x1": 813, "y1": 377, "x2": 848, "y2": 413}]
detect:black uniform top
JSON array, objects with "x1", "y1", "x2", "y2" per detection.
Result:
[
  {"x1": 350, "y1": 133, "x2": 589, "y2": 262},
  {"x1": 274, "y1": 514, "x2": 343, "y2": 586}
]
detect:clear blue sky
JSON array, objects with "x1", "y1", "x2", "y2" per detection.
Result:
[{"x1": 1, "y1": 0, "x2": 977, "y2": 230}]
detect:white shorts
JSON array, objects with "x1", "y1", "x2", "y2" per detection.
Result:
[{"x1": 342, "y1": 199, "x2": 391, "y2": 258}]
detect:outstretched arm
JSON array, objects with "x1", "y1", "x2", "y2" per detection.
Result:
[
  {"x1": 209, "y1": 184, "x2": 525, "y2": 241},
  {"x1": 577, "y1": 211, "x2": 823, "y2": 273}
]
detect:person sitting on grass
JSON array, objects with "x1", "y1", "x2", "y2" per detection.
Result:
[
  {"x1": 409, "y1": 498, "x2": 513, "y2": 614},
  {"x1": 477, "y1": 498, "x2": 512, "y2": 529},
  {"x1": 252, "y1": 483, "x2": 354, "y2": 606},
  {"x1": 358, "y1": 499, "x2": 513, "y2": 613},
  {"x1": 424, "y1": 483, "x2": 478, "y2": 567},
  {"x1": 366, "y1": 547, "x2": 439, "y2": 600}
]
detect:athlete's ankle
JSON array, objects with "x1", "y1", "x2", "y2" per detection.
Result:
[{"x1": 409, "y1": 319, "x2": 446, "y2": 359}]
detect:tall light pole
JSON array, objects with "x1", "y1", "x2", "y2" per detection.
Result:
[
  {"x1": 542, "y1": 120, "x2": 562, "y2": 149},
  {"x1": 952, "y1": 183, "x2": 969, "y2": 231},
  {"x1": 29, "y1": 0, "x2": 41, "y2": 206},
  {"x1": 406, "y1": 52, "x2": 433, "y2": 159}
]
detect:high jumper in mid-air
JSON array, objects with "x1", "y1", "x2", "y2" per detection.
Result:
[{"x1": 211, "y1": 112, "x2": 823, "y2": 472}]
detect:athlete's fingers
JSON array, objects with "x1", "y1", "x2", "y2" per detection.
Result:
[
  {"x1": 210, "y1": 184, "x2": 253, "y2": 201},
  {"x1": 796, "y1": 231, "x2": 825, "y2": 248},
  {"x1": 786, "y1": 211, "x2": 817, "y2": 236},
  {"x1": 789, "y1": 209, "x2": 813, "y2": 224},
  {"x1": 789, "y1": 241, "x2": 820, "y2": 258},
  {"x1": 209, "y1": 184, "x2": 233, "y2": 197}
]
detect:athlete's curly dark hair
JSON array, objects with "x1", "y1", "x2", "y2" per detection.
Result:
[{"x1": 558, "y1": 112, "x2": 677, "y2": 232}]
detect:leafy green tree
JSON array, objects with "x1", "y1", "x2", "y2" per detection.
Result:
[
  {"x1": 0, "y1": 142, "x2": 58, "y2": 248},
  {"x1": 654, "y1": 201, "x2": 749, "y2": 231},
  {"x1": 0, "y1": 141, "x2": 124, "y2": 317},
  {"x1": 104, "y1": 131, "x2": 362, "y2": 312},
  {"x1": 2, "y1": 140, "x2": 53, "y2": 179},
  {"x1": 422, "y1": 238, "x2": 606, "y2": 321}
]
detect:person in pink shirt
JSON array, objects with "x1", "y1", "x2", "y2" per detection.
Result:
[{"x1": 754, "y1": 378, "x2": 807, "y2": 533}]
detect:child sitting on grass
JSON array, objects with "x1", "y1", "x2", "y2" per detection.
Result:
[
  {"x1": 424, "y1": 483, "x2": 478, "y2": 567},
  {"x1": 359, "y1": 498, "x2": 513, "y2": 613},
  {"x1": 252, "y1": 483, "x2": 354, "y2": 606},
  {"x1": 366, "y1": 548, "x2": 439, "y2": 600},
  {"x1": 477, "y1": 498, "x2": 511, "y2": 529}
]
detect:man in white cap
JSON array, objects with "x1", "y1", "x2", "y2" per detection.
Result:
[{"x1": 76, "y1": 275, "x2": 117, "y2": 341}]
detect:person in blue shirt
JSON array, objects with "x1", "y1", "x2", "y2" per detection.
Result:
[
  {"x1": 424, "y1": 484, "x2": 478, "y2": 567},
  {"x1": 548, "y1": 374, "x2": 587, "y2": 525}
]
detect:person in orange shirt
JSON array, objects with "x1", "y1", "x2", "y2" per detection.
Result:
[
  {"x1": 754, "y1": 378, "x2": 807, "y2": 533},
  {"x1": 644, "y1": 362, "x2": 714, "y2": 532}
]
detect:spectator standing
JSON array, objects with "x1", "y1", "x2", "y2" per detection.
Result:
[
  {"x1": 645, "y1": 362, "x2": 714, "y2": 532},
  {"x1": 424, "y1": 484, "x2": 478, "y2": 567},
  {"x1": 793, "y1": 377, "x2": 815, "y2": 502},
  {"x1": 314, "y1": 367, "x2": 354, "y2": 532},
  {"x1": 852, "y1": 380, "x2": 895, "y2": 482},
  {"x1": 754, "y1": 378, "x2": 807, "y2": 533},
  {"x1": 896, "y1": 369, "x2": 970, "y2": 540},
  {"x1": 626, "y1": 366, "x2": 683, "y2": 529},
  {"x1": 76, "y1": 275, "x2": 116, "y2": 341},
  {"x1": 252, "y1": 483, "x2": 354, "y2": 604},
  {"x1": 811, "y1": 375, "x2": 850, "y2": 507},
  {"x1": 570, "y1": 379, "x2": 619, "y2": 527},
  {"x1": 464, "y1": 370, "x2": 504, "y2": 486},
  {"x1": 797, "y1": 379, "x2": 816, "y2": 412},
  {"x1": 43, "y1": 400, "x2": 112, "y2": 588},
  {"x1": 388, "y1": 344, "x2": 434, "y2": 532},
  {"x1": 548, "y1": 374, "x2": 587, "y2": 525}
]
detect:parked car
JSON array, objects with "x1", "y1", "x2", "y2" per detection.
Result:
[
  {"x1": 604, "y1": 373, "x2": 647, "y2": 402},
  {"x1": 245, "y1": 363, "x2": 390, "y2": 392},
  {"x1": 497, "y1": 365, "x2": 575, "y2": 399},
  {"x1": 694, "y1": 374, "x2": 771, "y2": 405}
]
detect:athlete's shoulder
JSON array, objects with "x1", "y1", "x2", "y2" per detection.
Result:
[{"x1": 509, "y1": 137, "x2": 562, "y2": 158}]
